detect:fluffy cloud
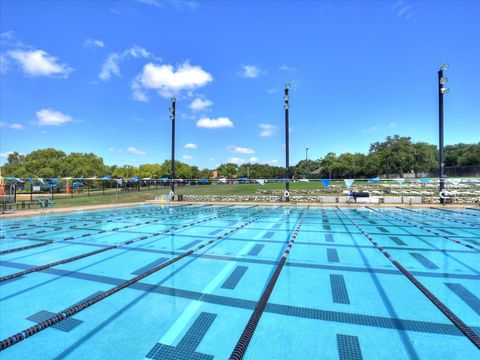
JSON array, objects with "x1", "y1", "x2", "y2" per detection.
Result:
[
  {"x1": 84, "y1": 39, "x2": 105, "y2": 48},
  {"x1": 258, "y1": 123, "x2": 276, "y2": 137},
  {"x1": 0, "y1": 121, "x2": 24, "y2": 130},
  {"x1": 182, "y1": 155, "x2": 193, "y2": 160},
  {"x1": 127, "y1": 146, "x2": 146, "y2": 155},
  {"x1": 189, "y1": 98, "x2": 213, "y2": 111},
  {"x1": 99, "y1": 46, "x2": 152, "y2": 81},
  {"x1": 196, "y1": 117, "x2": 233, "y2": 129},
  {"x1": 228, "y1": 146, "x2": 255, "y2": 154},
  {"x1": 278, "y1": 64, "x2": 297, "y2": 72},
  {"x1": 238, "y1": 65, "x2": 260, "y2": 78},
  {"x1": 228, "y1": 157, "x2": 246, "y2": 165},
  {"x1": 184, "y1": 143, "x2": 198, "y2": 149},
  {"x1": 8, "y1": 49, "x2": 72, "y2": 78},
  {"x1": 35, "y1": 109, "x2": 72, "y2": 126},
  {"x1": 249, "y1": 157, "x2": 258, "y2": 163},
  {"x1": 132, "y1": 61, "x2": 213, "y2": 99}
]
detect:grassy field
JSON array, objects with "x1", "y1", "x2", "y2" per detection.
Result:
[{"x1": 43, "y1": 182, "x2": 342, "y2": 208}]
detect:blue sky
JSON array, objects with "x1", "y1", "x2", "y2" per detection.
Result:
[{"x1": 1, "y1": 0, "x2": 479, "y2": 168}]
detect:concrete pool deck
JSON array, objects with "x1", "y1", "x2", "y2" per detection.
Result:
[{"x1": 0, "y1": 200, "x2": 478, "y2": 218}]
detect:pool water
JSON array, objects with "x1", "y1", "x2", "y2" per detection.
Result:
[{"x1": 0, "y1": 205, "x2": 479, "y2": 359}]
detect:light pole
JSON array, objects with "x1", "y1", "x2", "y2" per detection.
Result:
[
  {"x1": 305, "y1": 147, "x2": 309, "y2": 161},
  {"x1": 438, "y1": 64, "x2": 449, "y2": 204},
  {"x1": 170, "y1": 97, "x2": 176, "y2": 201},
  {"x1": 284, "y1": 83, "x2": 290, "y2": 201}
]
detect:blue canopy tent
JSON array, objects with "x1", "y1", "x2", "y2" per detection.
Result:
[{"x1": 101, "y1": 175, "x2": 112, "y2": 195}]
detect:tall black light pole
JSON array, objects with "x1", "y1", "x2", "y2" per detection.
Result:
[
  {"x1": 170, "y1": 97, "x2": 176, "y2": 200},
  {"x1": 305, "y1": 147, "x2": 309, "y2": 161},
  {"x1": 438, "y1": 64, "x2": 449, "y2": 203},
  {"x1": 284, "y1": 83, "x2": 290, "y2": 201}
]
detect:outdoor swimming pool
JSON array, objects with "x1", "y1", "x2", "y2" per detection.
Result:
[{"x1": 0, "y1": 204, "x2": 479, "y2": 359}]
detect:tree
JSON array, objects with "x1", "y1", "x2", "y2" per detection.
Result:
[
  {"x1": 369, "y1": 135, "x2": 415, "y2": 177},
  {"x1": 216, "y1": 163, "x2": 238, "y2": 178}
]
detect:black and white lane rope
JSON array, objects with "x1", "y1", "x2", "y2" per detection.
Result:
[
  {"x1": 0, "y1": 205, "x2": 253, "y2": 283},
  {"x1": 366, "y1": 207, "x2": 479, "y2": 252},
  {"x1": 229, "y1": 207, "x2": 309, "y2": 360},
  {"x1": 337, "y1": 206, "x2": 480, "y2": 350},
  {"x1": 0, "y1": 206, "x2": 279, "y2": 351}
]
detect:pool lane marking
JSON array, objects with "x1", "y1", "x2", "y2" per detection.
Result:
[
  {"x1": 158, "y1": 241, "x2": 256, "y2": 347},
  {"x1": 229, "y1": 207, "x2": 309, "y2": 360},
  {"x1": 0, "y1": 204, "x2": 228, "y2": 255},
  {"x1": 398, "y1": 207, "x2": 480, "y2": 228},
  {"x1": 366, "y1": 207, "x2": 479, "y2": 252},
  {"x1": 0, "y1": 206, "x2": 274, "y2": 351},
  {"x1": 337, "y1": 207, "x2": 480, "y2": 350},
  {"x1": 0, "y1": 206, "x2": 255, "y2": 283}
]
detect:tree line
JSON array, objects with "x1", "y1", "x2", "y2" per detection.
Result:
[{"x1": 2, "y1": 136, "x2": 479, "y2": 180}]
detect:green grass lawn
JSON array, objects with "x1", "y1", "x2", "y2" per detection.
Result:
[{"x1": 49, "y1": 182, "x2": 344, "y2": 208}]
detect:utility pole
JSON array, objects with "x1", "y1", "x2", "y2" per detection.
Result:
[
  {"x1": 170, "y1": 97, "x2": 176, "y2": 201},
  {"x1": 438, "y1": 64, "x2": 449, "y2": 204},
  {"x1": 284, "y1": 83, "x2": 290, "y2": 201}
]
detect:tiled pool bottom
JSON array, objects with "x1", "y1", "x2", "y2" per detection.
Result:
[{"x1": 0, "y1": 205, "x2": 479, "y2": 359}]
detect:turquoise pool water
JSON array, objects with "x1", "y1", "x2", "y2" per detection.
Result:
[{"x1": 0, "y1": 205, "x2": 479, "y2": 359}]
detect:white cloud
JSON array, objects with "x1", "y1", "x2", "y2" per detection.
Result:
[
  {"x1": 99, "y1": 46, "x2": 152, "y2": 81},
  {"x1": 388, "y1": 122, "x2": 397, "y2": 128},
  {"x1": 84, "y1": 39, "x2": 105, "y2": 48},
  {"x1": 35, "y1": 109, "x2": 72, "y2": 126},
  {"x1": 196, "y1": 117, "x2": 233, "y2": 129},
  {"x1": 185, "y1": 143, "x2": 198, "y2": 149},
  {"x1": 271, "y1": 159, "x2": 279, "y2": 164},
  {"x1": 228, "y1": 146, "x2": 255, "y2": 154},
  {"x1": 278, "y1": 65, "x2": 297, "y2": 72},
  {"x1": 259, "y1": 123, "x2": 276, "y2": 137},
  {"x1": 182, "y1": 155, "x2": 193, "y2": 160},
  {"x1": 0, "y1": 121, "x2": 24, "y2": 130},
  {"x1": 8, "y1": 49, "x2": 72, "y2": 78},
  {"x1": 0, "y1": 151, "x2": 13, "y2": 157},
  {"x1": 238, "y1": 65, "x2": 260, "y2": 78},
  {"x1": 392, "y1": 1, "x2": 417, "y2": 21},
  {"x1": 228, "y1": 157, "x2": 246, "y2": 165},
  {"x1": 0, "y1": 54, "x2": 9, "y2": 73},
  {"x1": 249, "y1": 157, "x2": 258, "y2": 163},
  {"x1": 267, "y1": 87, "x2": 278, "y2": 94},
  {"x1": 127, "y1": 146, "x2": 146, "y2": 155},
  {"x1": 136, "y1": 0, "x2": 199, "y2": 10},
  {"x1": 132, "y1": 61, "x2": 213, "y2": 99},
  {"x1": 189, "y1": 98, "x2": 213, "y2": 111}
]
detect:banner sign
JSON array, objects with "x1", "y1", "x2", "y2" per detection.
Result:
[{"x1": 344, "y1": 179, "x2": 355, "y2": 188}]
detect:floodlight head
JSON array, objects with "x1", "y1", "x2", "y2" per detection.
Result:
[
  {"x1": 169, "y1": 107, "x2": 174, "y2": 112},
  {"x1": 170, "y1": 114, "x2": 175, "y2": 120},
  {"x1": 284, "y1": 94, "x2": 289, "y2": 101},
  {"x1": 285, "y1": 83, "x2": 291, "y2": 90},
  {"x1": 284, "y1": 104, "x2": 289, "y2": 110},
  {"x1": 440, "y1": 77, "x2": 448, "y2": 84},
  {"x1": 441, "y1": 87, "x2": 449, "y2": 95},
  {"x1": 441, "y1": 63, "x2": 449, "y2": 71},
  {"x1": 171, "y1": 97, "x2": 176, "y2": 103}
]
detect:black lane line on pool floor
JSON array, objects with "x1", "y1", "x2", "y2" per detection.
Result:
[
  {"x1": 229, "y1": 207, "x2": 309, "y2": 360},
  {"x1": 366, "y1": 207, "x2": 480, "y2": 252},
  {"x1": 0, "y1": 204, "x2": 226, "y2": 256},
  {"x1": 337, "y1": 207, "x2": 480, "y2": 350},
  {"x1": 0, "y1": 206, "x2": 277, "y2": 351},
  {"x1": 398, "y1": 207, "x2": 480, "y2": 228},
  {"x1": 0, "y1": 205, "x2": 255, "y2": 283}
]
